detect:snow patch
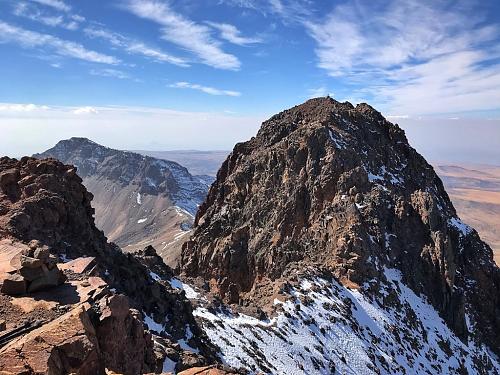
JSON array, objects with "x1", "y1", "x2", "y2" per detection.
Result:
[
  {"x1": 143, "y1": 313, "x2": 164, "y2": 333},
  {"x1": 169, "y1": 278, "x2": 199, "y2": 299},
  {"x1": 449, "y1": 217, "x2": 473, "y2": 236},
  {"x1": 162, "y1": 356, "x2": 176, "y2": 373},
  {"x1": 328, "y1": 128, "x2": 347, "y2": 149},
  {"x1": 149, "y1": 271, "x2": 161, "y2": 281}
]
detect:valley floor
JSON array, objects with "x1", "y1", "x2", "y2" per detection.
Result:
[{"x1": 436, "y1": 164, "x2": 500, "y2": 265}]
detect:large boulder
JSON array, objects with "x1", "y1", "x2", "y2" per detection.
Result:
[
  {"x1": 95, "y1": 294, "x2": 155, "y2": 375},
  {"x1": 0, "y1": 304, "x2": 102, "y2": 375}
]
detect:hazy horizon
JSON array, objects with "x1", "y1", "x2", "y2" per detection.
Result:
[{"x1": 2, "y1": 105, "x2": 499, "y2": 166}]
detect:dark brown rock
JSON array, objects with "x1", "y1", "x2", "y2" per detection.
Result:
[
  {"x1": 20, "y1": 255, "x2": 43, "y2": 269},
  {"x1": 96, "y1": 295, "x2": 154, "y2": 375},
  {"x1": 33, "y1": 247, "x2": 49, "y2": 261},
  {"x1": 181, "y1": 97, "x2": 500, "y2": 355},
  {"x1": 19, "y1": 265, "x2": 45, "y2": 281}
]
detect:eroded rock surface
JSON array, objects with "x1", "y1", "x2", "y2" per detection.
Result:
[{"x1": 181, "y1": 97, "x2": 500, "y2": 355}]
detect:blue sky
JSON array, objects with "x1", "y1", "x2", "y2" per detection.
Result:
[{"x1": 0, "y1": 0, "x2": 500, "y2": 160}]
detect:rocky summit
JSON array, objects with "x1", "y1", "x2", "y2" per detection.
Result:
[
  {"x1": 181, "y1": 97, "x2": 500, "y2": 373},
  {"x1": 34, "y1": 138, "x2": 209, "y2": 267}
]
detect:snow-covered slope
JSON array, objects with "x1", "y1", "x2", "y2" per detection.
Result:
[{"x1": 192, "y1": 270, "x2": 499, "y2": 375}]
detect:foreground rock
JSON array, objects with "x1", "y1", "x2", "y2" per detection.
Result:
[
  {"x1": 181, "y1": 98, "x2": 500, "y2": 365},
  {"x1": 0, "y1": 157, "x2": 220, "y2": 373}
]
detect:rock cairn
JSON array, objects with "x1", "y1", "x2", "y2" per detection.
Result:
[{"x1": 1, "y1": 240, "x2": 65, "y2": 295}]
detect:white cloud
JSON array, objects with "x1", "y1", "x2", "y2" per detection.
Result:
[
  {"x1": 169, "y1": 82, "x2": 241, "y2": 97},
  {"x1": 305, "y1": 0, "x2": 500, "y2": 115},
  {"x1": 84, "y1": 26, "x2": 189, "y2": 67},
  {"x1": 29, "y1": 0, "x2": 71, "y2": 12},
  {"x1": 0, "y1": 21, "x2": 119, "y2": 65},
  {"x1": 90, "y1": 68, "x2": 130, "y2": 80},
  {"x1": 13, "y1": 2, "x2": 84, "y2": 30},
  {"x1": 0, "y1": 103, "x2": 50, "y2": 112},
  {"x1": 206, "y1": 22, "x2": 261, "y2": 46},
  {"x1": 123, "y1": 0, "x2": 240, "y2": 70},
  {"x1": 73, "y1": 106, "x2": 99, "y2": 115}
]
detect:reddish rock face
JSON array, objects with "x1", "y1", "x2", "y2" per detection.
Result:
[
  {"x1": 181, "y1": 97, "x2": 500, "y2": 354},
  {"x1": 0, "y1": 305, "x2": 102, "y2": 375},
  {"x1": 0, "y1": 273, "x2": 26, "y2": 295}
]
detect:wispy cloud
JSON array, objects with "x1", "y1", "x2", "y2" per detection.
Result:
[
  {"x1": 29, "y1": 0, "x2": 71, "y2": 13},
  {"x1": 13, "y1": 2, "x2": 82, "y2": 30},
  {"x1": 0, "y1": 21, "x2": 119, "y2": 65},
  {"x1": 123, "y1": 0, "x2": 240, "y2": 70},
  {"x1": 386, "y1": 115, "x2": 410, "y2": 120},
  {"x1": 220, "y1": 0, "x2": 312, "y2": 21},
  {"x1": 305, "y1": 0, "x2": 500, "y2": 115},
  {"x1": 84, "y1": 26, "x2": 189, "y2": 67},
  {"x1": 169, "y1": 81, "x2": 241, "y2": 97},
  {"x1": 90, "y1": 68, "x2": 130, "y2": 80},
  {"x1": 206, "y1": 22, "x2": 261, "y2": 45}
]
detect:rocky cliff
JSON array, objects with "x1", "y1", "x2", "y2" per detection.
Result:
[
  {"x1": 0, "y1": 156, "x2": 221, "y2": 374},
  {"x1": 181, "y1": 97, "x2": 500, "y2": 372},
  {"x1": 34, "y1": 138, "x2": 209, "y2": 267}
]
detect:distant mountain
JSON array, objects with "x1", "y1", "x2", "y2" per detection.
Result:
[
  {"x1": 34, "y1": 138, "x2": 209, "y2": 266},
  {"x1": 435, "y1": 163, "x2": 500, "y2": 265},
  {"x1": 134, "y1": 150, "x2": 229, "y2": 177}
]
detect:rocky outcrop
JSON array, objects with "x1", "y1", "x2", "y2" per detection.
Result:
[
  {"x1": 0, "y1": 304, "x2": 102, "y2": 375},
  {"x1": 0, "y1": 156, "x2": 218, "y2": 373},
  {"x1": 181, "y1": 97, "x2": 500, "y2": 354},
  {"x1": 34, "y1": 138, "x2": 209, "y2": 264},
  {"x1": 0, "y1": 295, "x2": 156, "y2": 375}
]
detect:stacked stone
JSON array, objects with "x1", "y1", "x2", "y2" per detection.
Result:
[{"x1": 1, "y1": 242, "x2": 66, "y2": 295}]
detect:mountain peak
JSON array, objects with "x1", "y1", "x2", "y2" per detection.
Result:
[{"x1": 182, "y1": 98, "x2": 499, "y2": 356}]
